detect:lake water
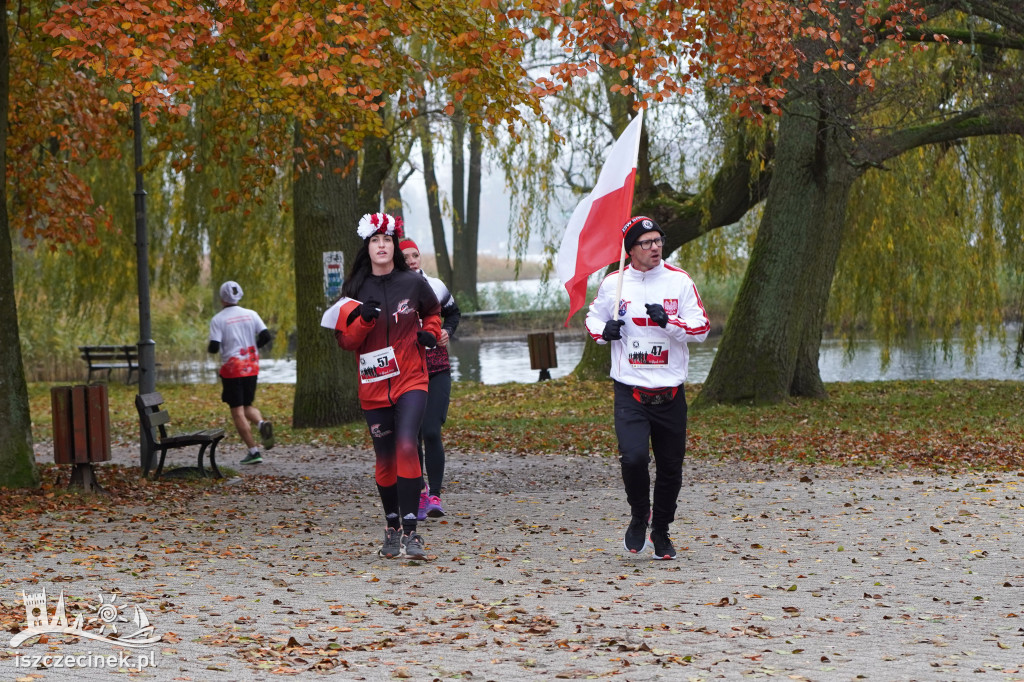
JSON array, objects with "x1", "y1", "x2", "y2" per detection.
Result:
[
  {"x1": 245, "y1": 329, "x2": 1024, "y2": 385},
  {"x1": 183, "y1": 275, "x2": 1023, "y2": 384}
]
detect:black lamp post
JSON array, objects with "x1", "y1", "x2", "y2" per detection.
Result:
[{"x1": 133, "y1": 97, "x2": 156, "y2": 471}]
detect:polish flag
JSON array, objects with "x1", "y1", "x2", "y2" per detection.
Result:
[
  {"x1": 320, "y1": 297, "x2": 362, "y2": 330},
  {"x1": 556, "y1": 110, "x2": 644, "y2": 326}
]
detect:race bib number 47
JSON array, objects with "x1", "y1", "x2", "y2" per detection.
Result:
[
  {"x1": 359, "y1": 346, "x2": 400, "y2": 383},
  {"x1": 628, "y1": 339, "x2": 669, "y2": 367}
]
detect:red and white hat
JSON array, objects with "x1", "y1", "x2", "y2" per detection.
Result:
[{"x1": 357, "y1": 213, "x2": 405, "y2": 240}]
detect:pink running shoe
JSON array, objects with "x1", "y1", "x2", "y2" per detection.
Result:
[
  {"x1": 425, "y1": 495, "x2": 445, "y2": 518},
  {"x1": 417, "y1": 492, "x2": 429, "y2": 521}
]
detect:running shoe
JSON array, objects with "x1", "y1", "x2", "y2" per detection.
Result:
[
  {"x1": 401, "y1": 532, "x2": 430, "y2": 560},
  {"x1": 378, "y1": 528, "x2": 402, "y2": 559},
  {"x1": 623, "y1": 514, "x2": 650, "y2": 553},
  {"x1": 425, "y1": 495, "x2": 445, "y2": 518},
  {"x1": 240, "y1": 451, "x2": 262, "y2": 465},
  {"x1": 259, "y1": 421, "x2": 275, "y2": 450},
  {"x1": 417, "y1": 492, "x2": 429, "y2": 521},
  {"x1": 650, "y1": 529, "x2": 677, "y2": 560}
]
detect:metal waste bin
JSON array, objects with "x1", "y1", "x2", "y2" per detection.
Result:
[
  {"x1": 527, "y1": 332, "x2": 557, "y2": 381},
  {"x1": 51, "y1": 385, "x2": 110, "y2": 491}
]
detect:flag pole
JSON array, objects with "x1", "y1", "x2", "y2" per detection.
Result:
[
  {"x1": 612, "y1": 240, "x2": 627, "y2": 321},
  {"x1": 611, "y1": 109, "x2": 642, "y2": 322}
]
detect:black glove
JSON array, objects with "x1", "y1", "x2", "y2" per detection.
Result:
[
  {"x1": 645, "y1": 303, "x2": 668, "y2": 328},
  {"x1": 417, "y1": 330, "x2": 437, "y2": 348},
  {"x1": 601, "y1": 319, "x2": 625, "y2": 341},
  {"x1": 359, "y1": 300, "x2": 380, "y2": 322}
]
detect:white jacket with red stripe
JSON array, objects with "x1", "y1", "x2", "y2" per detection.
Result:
[{"x1": 585, "y1": 261, "x2": 710, "y2": 389}]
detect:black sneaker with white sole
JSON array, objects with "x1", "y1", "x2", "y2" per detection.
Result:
[
  {"x1": 240, "y1": 451, "x2": 262, "y2": 465},
  {"x1": 623, "y1": 515, "x2": 650, "y2": 553},
  {"x1": 650, "y1": 529, "x2": 677, "y2": 560}
]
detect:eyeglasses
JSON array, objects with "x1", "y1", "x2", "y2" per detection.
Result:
[{"x1": 636, "y1": 237, "x2": 664, "y2": 251}]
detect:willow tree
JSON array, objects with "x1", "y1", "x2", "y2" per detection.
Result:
[
  {"x1": 697, "y1": 1, "x2": 1024, "y2": 404},
  {"x1": 500, "y1": 0, "x2": 816, "y2": 379},
  {"x1": 830, "y1": 132, "x2": 1024, "y2": 365},
  {"x1": 158, "y1": 97, "x2": 295, "y2": 340},
  {"x1": 509, "y1": 1, "x2": 1022, "y2": 402}
]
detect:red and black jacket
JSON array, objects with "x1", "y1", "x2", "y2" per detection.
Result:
[{"x1": 335, "y1": 269, "x2": 442, "y2": 410}]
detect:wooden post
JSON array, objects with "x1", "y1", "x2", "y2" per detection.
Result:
[{"x1": 527, "y1": 332, "x2": 558, "y2": 381}]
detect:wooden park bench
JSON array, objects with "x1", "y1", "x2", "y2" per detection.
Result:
[
  {"x1": 135, "y1": 392, "x2": 226, "y2": 479},
  {"x1": 79, "y1": 345, "x2": 140, "y2": 384}
]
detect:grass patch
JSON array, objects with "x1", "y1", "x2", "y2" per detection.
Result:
[{"x1": 27, "y1": 379, "x2": 1024, "y2": 473}]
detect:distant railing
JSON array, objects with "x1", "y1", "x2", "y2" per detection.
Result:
[
  {"x1": 460, "y1": 310, "x2": 515, "y2": 320},
  {"x1": 456, "y1": 309, "x2": 577, "y2": 340}
]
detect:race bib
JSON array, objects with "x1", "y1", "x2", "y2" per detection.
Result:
[
  {"x1": 627, "y1": 337, "x2": 670, "y2": 368},
  {"x1": 359, "y1": 346, "x2": 400, "y2": 384}
]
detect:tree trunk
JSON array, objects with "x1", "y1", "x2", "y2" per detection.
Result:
[
  {"x1": 0, "y1": 0, "x2": 40, "y2": 488},
  {"x1": 291, "y1": 126, "x2": 363, "y2": 427},
  {"x1": 696, "y1": 91, "x2": 855, "y2": 405},
  {"x1": 357, "y1": 135, "x2": 392, "y2": 215},
  {"x1": 418, "y1": 118, "x2": 452, "y2": 284},
  {"x1": 381, "y1": 170, "x2": 403, "y2": 221},
  {"x1": 452, "y1": 124, "x2": 481, "y2": 309}
]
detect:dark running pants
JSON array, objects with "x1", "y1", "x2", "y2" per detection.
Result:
[
  {"x1": 613, "y1": 380, "x2": 688, "y2": 533},
  {"x1": 364, "y1": 390, "x2": 428, "y2": 530},
  {"x1": 419, "y1": 370, "x2": 452, "y2": 496}
]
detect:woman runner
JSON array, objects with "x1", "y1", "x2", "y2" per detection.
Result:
[{"x1": 332, "y1": 213, "x2": 442, "y2": 559}]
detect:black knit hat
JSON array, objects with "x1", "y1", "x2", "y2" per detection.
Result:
[{"x1": 621, "y1": 216, "x2": 664, "y2": 252}]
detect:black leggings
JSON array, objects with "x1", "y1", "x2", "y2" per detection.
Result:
[
  {"x1": 613, "y1": 380, "x2": 687, "y2": 532},
  {"x1": 364, "y1": 390, "x2": 428, "y2": 529},
  {"x1": 419, "y1": 370, "x2": 451, "y2": 496}
]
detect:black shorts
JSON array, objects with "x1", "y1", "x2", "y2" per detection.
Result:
[{"x1": 221, "y1": 375, "x2": 258, "y2": 408}]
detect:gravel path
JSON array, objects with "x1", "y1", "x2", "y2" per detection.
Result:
[{"x1": 3, "y1": 443, "x2": 1024, "y2": 680}]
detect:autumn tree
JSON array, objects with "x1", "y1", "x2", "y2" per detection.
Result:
[
  {"x1": 42, "y1": 1, "x2": 544, "y2": 428},
  {"x1": 510, "y1": 1, "x2": 1022, "y2": 403},
  {"x1": 2, "y1": 1, "x2": 237, "y2": 487},
  {"x1": 0, "y1": 0, "x2": 37, "y2": 488},
  {"x1": 696, "y1": 1, "x2": 1024, "y2": 404},
  {"x1": 390, "y1": 26, "x2": 534, "y2": 310},
  {"x1": 501, "y1": 0, "x2": 829, "y2": 378},
  {"x1": 0, "y1": 2, "x2": 238, "y2": 488},
  {"x1": 202, "y1": 2, "x2": 541, "y2": 425}
]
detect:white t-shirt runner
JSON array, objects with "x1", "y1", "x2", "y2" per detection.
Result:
[{"x1": 209, "y1": 305, "x2": 268, "y2": 378}]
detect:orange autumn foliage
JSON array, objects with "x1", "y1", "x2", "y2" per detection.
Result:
[{"x1": 527, "y1": 0, "x2": 930, "y2": 119}]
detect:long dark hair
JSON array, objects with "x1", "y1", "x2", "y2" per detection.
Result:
[{"x1": 341, "y1": 234, "x2": 410, "y2": 299}]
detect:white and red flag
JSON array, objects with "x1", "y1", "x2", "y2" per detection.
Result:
[
  {"x1": 320, "y1": 297, "x2": 362, "y2": 330},
  {"x1": 556, "y1": 110, "x2": 644, "y2": 326}
]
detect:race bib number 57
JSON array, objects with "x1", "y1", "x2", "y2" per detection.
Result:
[{"x1": 359, "y1": 346, "x2": 400, "y2": 383}]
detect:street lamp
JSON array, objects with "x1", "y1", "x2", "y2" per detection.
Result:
[{"x1": 133, "y1": 97, "x2": 156, "y2": 471}]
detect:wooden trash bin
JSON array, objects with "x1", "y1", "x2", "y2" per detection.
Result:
[
  {"x1": 527, "y1": 332, "x2": 558, "y2": 381},
  {"x1": 51, "y1": 384, "x2": 111, "y2": 492}
]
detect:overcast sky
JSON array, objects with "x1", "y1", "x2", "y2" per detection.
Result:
[{"x1": 396, "y1": 145, "x2": 566, "y2": 259}]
